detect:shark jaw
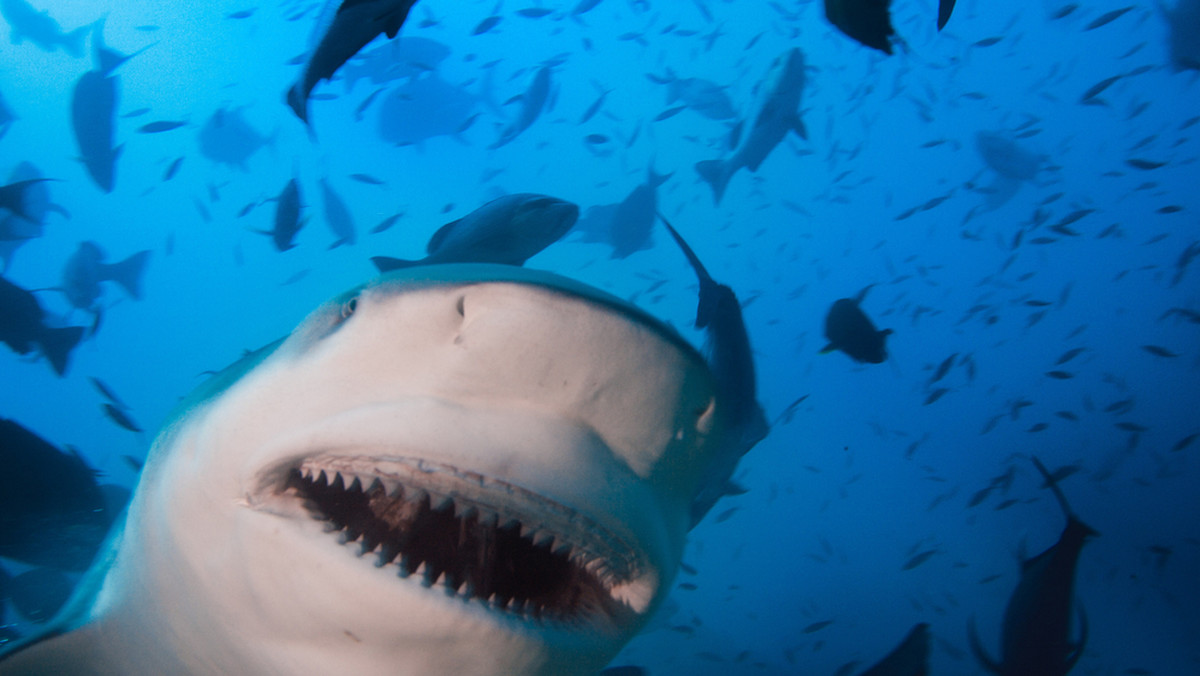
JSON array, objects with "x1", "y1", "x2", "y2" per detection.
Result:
[{"x1": 0, "y1": 267, "x2": 721, "y2": 676}]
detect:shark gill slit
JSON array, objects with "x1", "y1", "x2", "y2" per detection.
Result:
[{"x1": 280, "y1": 459, "x2": 640, "y2": 621}]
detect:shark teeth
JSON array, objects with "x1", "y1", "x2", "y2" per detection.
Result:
[{"x1": 281, "y1": 455, "x2": 646, "y2": 621}]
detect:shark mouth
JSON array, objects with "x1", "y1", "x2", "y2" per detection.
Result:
[{"x1": 275, "y1": 455, "x2": 653, "y2": 624}]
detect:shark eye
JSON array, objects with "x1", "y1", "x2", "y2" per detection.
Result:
[{"x1": 340, "y1": 297, "x2": 358, "y2": 320}]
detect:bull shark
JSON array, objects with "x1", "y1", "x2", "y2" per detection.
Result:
[
  {"x1": 968, "y1": 457, "x2": 1097, "y2": 676},
  {"x1": 287, "y1": 0, "x2": 421, "y2": 125},
  {"x1": 695, "y1": 48, "x2": 808, "y2": 205},
  {"x1": 0, "y1": 264, "x2": 729, "y2": 675}
]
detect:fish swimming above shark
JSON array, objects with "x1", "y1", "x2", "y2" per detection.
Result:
[
  {"x1": 821, "y1": 285, "x2": 893, "y2": 364},
  {"x1": 70, "y1": 20, "x2": 152, "y2": 193},
  {"x1": 658, "y1": 216, "x2": 769, "y2": 526},
  {"x1": 371, "y1": 193, "x2": 578, "y2": 272},
  {"x1": 490, "y1": 64, "x2": 553, "y2": 149},
  {"x1": 59, "y1": 241, "x2": 151, "y2": 316},
  {"x1": 0, "y1": 263, "x2": 728, "y2": 675},
  {"x1": 695, "y1": 48, "x2": 808, "y2": 205},
  {"x1": 287, "y1": 0, "x2": 422, "y2": 125},
  {"x1": 0, "y1": 0, "x2": 87, "y2": 57},
  {"x1": 0, "y1": 274, "x2": 85, "y2": 376},
  {"x1": 968, "y1": 457, "x2": 1097, "y2": 676}
]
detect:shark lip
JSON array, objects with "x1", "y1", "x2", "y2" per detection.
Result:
[{"x1": 265, "y1": 454, "x2": 653, "y2": 624}]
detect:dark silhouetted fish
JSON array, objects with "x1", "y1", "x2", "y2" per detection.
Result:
[
  {"x1": 976, "y1": 131, "x2": 1044, "y2": 209},
  {"x1": 260, "y1": 176, "x2": 304, "y2": 251},
  {"x1": 824, "y1": 0, "x2": 897, "y2": 54},
  {"x1": 609, "y1": 167, "x2": 670, "y2": 259},
  {"x1": 0, "y1": 275, "x2": 84, "y2": 375},
  {"x1": 286, "y1": 0, "x2": 421, "y2": 124},
  {"x1": 821, "y1": 286, "x2": 892, "y2": 364},
  {"x1": 60, "y1": 241, "x2": 151, "y2": 314},
  {"x1": 0, "y1": 418, "x2": 116, "y2": 570},
  {"x1": 490, "y1": 64, "x2": 552, "y2": 148},
  {"x1": 857, "y1": 622, "x2": 930, "y2": 676},
  {"x1": 70, "y1": 19, "x2": 151, "y2": 193},
  {"x1": 319, "y1": 177, "x2": 356, "y2": 248},
  {"x1": 659, "y1": 216, "x2": 768, "y2": 527},
  {"x1": 0, "y1": 0, "x2": 87, "y2": 56},
  {"x1": 371, "y1": 193, "x2": 577, "y2": 271},
  {"x1": 657, "y1": 70, "x2": 736, "y2": 120},
  {"x1": 968, "y1": 456, "x2": 1097, "y2": 676},
  {"x1": 0, "y1": 177, "x2": 53, "y2": 224},
  {"x1": 1161, "y1": 0, "x2": 1200, "y2": 72},
  {"x1": 695, "y1": 48, "x2": 807, "y2": 204},
  {"x1": 198, "y1": 106, "x2": 275, "y2": 170}
]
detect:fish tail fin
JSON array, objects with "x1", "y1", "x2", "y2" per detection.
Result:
[
  {"x1": 286, "y1": 84, "x2": 309, "y2": 126},
  {"x1": 64, "y1": 24, "x2": 89, "y2": 58},
  {"x1": 1031, "y1": 456, "x2": 1098, "y2": 537},
  {"x1": 38, "y1": 326, "x2": 85, "y2": 376},
  {"x1": 370, "y1": 256, "x2": 418, "y2": 273},
  {"x1": 695, "y1": 159, "x2": 728, "y2": 205},
  {"x1": 103, "y1": 250, "x2": 150, "y2": 299},
  {"x1": 966, "y1": 615, "x2": 1003, "y2": 674},
  {"x1": 788, "y1": 113, "x2": 808, "y2": 140}
]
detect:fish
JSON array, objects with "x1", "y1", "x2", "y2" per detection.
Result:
[
  {"x1": 820, "y1": 285, "x2": 892, "y2": 364},
  {"x1": 0, "y1": 418, "x2": 122, "y2": 571},
  {"x1": 1141, "y1": 345, "x2": 1179, "y2": 358},
  {"x1": 1, "y1": 165, "x2": 67, "y2": 273},
  {"x1": 136, "y1": 120, "x2": 188, "y2": 133},
  {"x1": 377, "y1": 73, "x2": 483, "y2": 147},
  {"x1": 938, "y1": 0, "x2": 957, "y2": 30},
  {"x1": 260, "y1": 176, "x2": 304, "y2": 251},
  {"x1": 804, "y1": 619, "x2": 834, "y2": 633},
  {"x1": 60, "y1": 241, "x2": 151, "y2": 314},
  {"x1": 0, "y1": 0, "x2": 88, "y2": 56},
  {"x1": 198, "y1": 106, "x2": 275, "y2": 170},
  {"x1": 929, "y1": 352, "x2": 957, "y2": 384},
  {"x1": 490, "y1": 64, "x2": 553, "y2": 148},
  {"x1": 0, "y1": 86, "x2": 17, "y2": 139},
  {"x1": 659, "y1": 71, "x2": 736, "y2": 120},
  {"x1": 286, "y1": 0, "x2": 421, "y2": 124},
  {"x1": 856, "y1": 622, "x2": 930, "y2": 676},
  {"x1": 608, "y1": 167, "x2": 670, "y2": 259},
  {"x1": 824, "y1": 0, "x2": 897, "y2": 54},
  {"x1": 695, "y1": 48, "x2": 807, "y2": 205},
  {"x1": 658, "y1": 217, "x2": 768, "y2": 526},
  {"x1": 902, "y1": 549, "x2": 938, "y2": 570},
  {"x1": 102, "y1": 402, "x2": 142, "y2": 433},
  {"x1": 319, "y1": 177, "x2": 357, "y2": 248},
  {"x1": 1162, "y1": 0, "x2": 1200, "y2": 72},
  {"x1": 0, "y1": 275, "x2": 85, "y2": 375},
  {"x1": 968, "y1": 457, "x2": 1096, "y2": 676},
  {"x1": 70, "y1": 20, "x2": 151, "y2": 193},
  {"x1": 0, "y1": 264, "x2": 729, "y2": 676},
  {"x1": 371, "y1": 194, "x2": 578, "y2": 272},
  {"x1": 338, "y1": 36, "x2": 451, "y2": 93},
  {"x1": 0, "y1": 178, "x2": 53, "y2": 224}
]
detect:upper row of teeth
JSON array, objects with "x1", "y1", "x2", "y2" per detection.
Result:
[{"x1": 296, "y1": 466, "x2": 624, "y2": 586}]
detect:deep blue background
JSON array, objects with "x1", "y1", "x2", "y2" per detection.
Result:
[{"x1": 2, "y1": 1, "x2": 1198, "y2": 673}]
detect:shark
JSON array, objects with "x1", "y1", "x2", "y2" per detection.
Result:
[
  {"x1": 968, "y1": 457, "x2": 1097, "y2": 676},
  {"x1": 695, "y1": 48, "x2": 808, "y2": 205},
  {"x1": 287, "y1": 0, "x2": 421, "y2": 125},
  {"x1": 0, "y1": 264, "x2": 728, "y2": 675}
]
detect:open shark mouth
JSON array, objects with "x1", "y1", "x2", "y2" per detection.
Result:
[{"x1": 275, "y1": 455, "x2": 652, "y2": 624}]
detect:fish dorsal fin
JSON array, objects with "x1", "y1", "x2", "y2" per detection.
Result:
[{"x1": 426, "y1": 218, "x2": 461, "y2": 254}]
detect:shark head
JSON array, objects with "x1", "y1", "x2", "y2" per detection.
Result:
[{"x1": 3, "y1": 264, "x2": 722, "y2": 676}]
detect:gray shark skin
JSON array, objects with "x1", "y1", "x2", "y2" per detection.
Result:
[
  {"x1": 70, "y1": 21, "x2": 151, "y2": 194},
  {"x1": 371, "y1": 193, "x2": 578, "y2": 271},
  {"x1": 0, "y1": 264, "x2": 725, "y2": 675},
  {"x1": 968, "y1": 457, "x2": 1097, "y2": 676},
  {"x1": 287, "y1": 0, "x2": 421, "y2": 124},
  {"x1": 658, "y1": 217, "x2": 769, "y2": 527},
  {"x1": 695, "y1": 48, "x2": 808, "y2": 205},
  {"x1": 490, "y1": 65, "x2": 553, "y2": 149},
  {"x1": 0, "y1": 0, "x2": 87, "y2": 56}
]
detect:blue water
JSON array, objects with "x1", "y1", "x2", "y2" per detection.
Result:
[{"x1": 2, "y1": 1, "x2": 1199, "y2": 674}]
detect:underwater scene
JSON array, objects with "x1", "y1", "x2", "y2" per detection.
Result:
[{"x1": 1, "y1": 0, "x2": 1199, "y2": 674}]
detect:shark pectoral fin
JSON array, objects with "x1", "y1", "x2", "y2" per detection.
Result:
[
  {"x1": 819, "y1": 343, "x2": 836, "y2": 354},
  {"x1": 789, "y1": 113, "x2": 807, "y2": 140},
  {"x1": 966, "y1": 615, "x2": 1004, "y2": 674}
]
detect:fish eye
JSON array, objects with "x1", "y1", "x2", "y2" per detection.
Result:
[{"x1": 340, "y1": 297, "x2": 358, "y2": 319}]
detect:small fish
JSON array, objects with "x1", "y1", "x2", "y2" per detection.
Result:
[
  {"x1": 1172, "y1": 433, "x2": 1198, "y2": 452},
  {"x1": 473, "y1": 15, "x2": 502, "y2": 35},
  {"x1": 1126, "y1": 158, "x2": 1167, "y2": 170},
  {"x1": 103, "y1": 403, "x2": 142, "y2": 433},
  {"x1": 654, "y1": 105, "x2": 687, "y2": 121},
  {"x1": 1085, "y1": 6, "x2": 1134, "y2": 30},
  {"x1": 371, "y1": 213, "x2": 402, "y2": 234},
  {"x1": 803, "y1": 620, "x2": 834, "y2": 633},
  {"x1": 1045, "y1": 371, "x2": 1074, "y2": 379},
  {"x1": 137, "y1": 120, "x2": 188, "y2": 133},
  {"x1": 1141, "y1": 345, "x2": 1179, "y2": 358},
  {"x1": 973, "y1": 36, "x2": 1003, "y2": 47},
  {"x1": 924, "y1": 388, "x2": 949, "y2": 406},
  {"x1": 902, "y1": 549, "x2": 938, "y2": 570},
  {"x1": 1116, "y1": 421, "x2": 1148, "y2": 432},
  {"x1": 163, "y1": 157, "x2": 183, "y2": 181},
  {"x1": 349, "y1": 173, "x2": 385, "y2": 186}
]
